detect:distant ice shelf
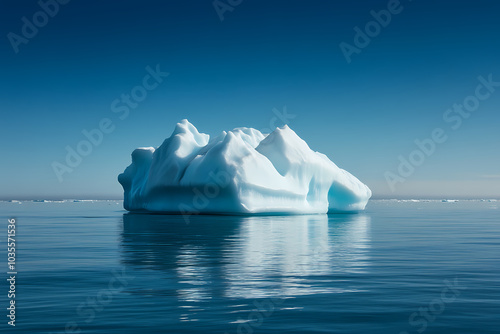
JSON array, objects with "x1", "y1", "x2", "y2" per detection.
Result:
[{"x1": 118, "y1": 119, "x2": 371, "y2": 214}]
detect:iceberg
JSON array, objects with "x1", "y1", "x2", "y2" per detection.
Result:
[{"x1": 118, "y1": 119, "x2": 371, "y2": 214}]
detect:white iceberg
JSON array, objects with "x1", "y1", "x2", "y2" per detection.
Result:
[{"x1": 118, "y1": 119, "x2": 371, "y2": 214}]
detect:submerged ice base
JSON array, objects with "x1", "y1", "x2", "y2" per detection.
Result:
[{"x1": 118, "y1": 120, "x2": 371, "y2": 214}]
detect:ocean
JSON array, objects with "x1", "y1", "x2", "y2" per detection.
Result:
[{"x1": 1, "y1": 199, "x2": 499, "y2": 333}]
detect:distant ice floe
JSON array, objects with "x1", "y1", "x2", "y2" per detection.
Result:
[
  {"x1": 372, "y1": 199, "x2": 498, "y2": 203},
  {"x1": 0, "y1": 200, "x2": 123, "y2": 204}
]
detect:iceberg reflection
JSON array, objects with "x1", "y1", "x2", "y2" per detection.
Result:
[
  {"x1": 121, "y1": 213, "x2": 371, "y2": 303},
  {"x1": 222, "y1": 214, "x2": 371, "y2": 298}
]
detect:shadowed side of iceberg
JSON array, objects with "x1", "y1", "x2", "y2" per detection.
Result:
[{"x1": 118, "y1": 120, "x2": 371, "y2": 214}]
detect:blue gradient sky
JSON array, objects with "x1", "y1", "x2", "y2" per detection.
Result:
[{"x1": 1, "y1": 0, "x2": 499, "y2": 199}]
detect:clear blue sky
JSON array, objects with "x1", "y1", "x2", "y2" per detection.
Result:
[{"x1": 1, "y1": 0, "x2": 499, "y2": 199}]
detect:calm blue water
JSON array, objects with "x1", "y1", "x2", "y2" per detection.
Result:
[{"x1": 1, "y1": 200, "x2": 499, "y2": 333}]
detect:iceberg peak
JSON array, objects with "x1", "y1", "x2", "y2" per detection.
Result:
[{"x1": 118, "y1": 120, "x2": 371, "y2": 214}]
